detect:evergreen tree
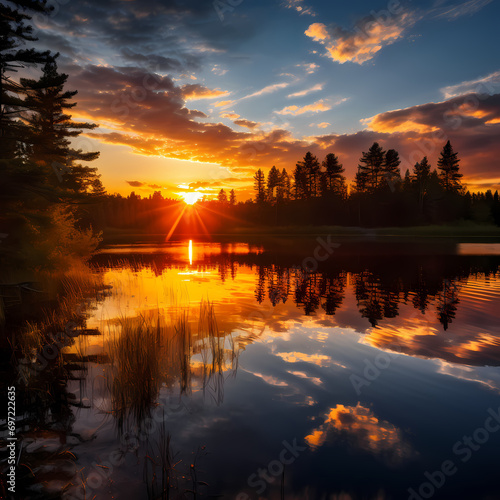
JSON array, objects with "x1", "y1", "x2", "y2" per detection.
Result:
[
  {"x1": 296, "y1": 151, "x2": 320, "y2": 198},
  {"x1": 1, "y1": 0, "x2": 51, "y2": 157},
  {"x1": 217, "y1": 188, "x2": 227, "y2": 204},
  {"x1": 266, "y1": 165, "x2": 280, "y2": 202},
  {"x1": 229, "y1": 189, "x2": 236, "y2": 205},
  {"x1": 383, "y1": 149, "x2": 401, "y2": 189},
  {"x1": 322, "y1": 153, "x2": 346, "y2": 196},
  {"x1": 20, "y1": 57, "x2": 103, "y2": 194},
  {"x1": 413, "y1": 156, "x2": 431, "y2": 213},
  {"x1": 437, "y1": 140, "x2": 462, "y2": 193},
  {"x1": 253, "y1": 169, "x2": 266, "y2": 203},
  {"x1": 293, "y1": 160, "x2": 307, "y2": 200},
  {"x1": 358, "y1": 142, "x2": 386, "y2": 192},
  {"x1": 279, "y1": 168, "x2": 291, "y2": 201}
]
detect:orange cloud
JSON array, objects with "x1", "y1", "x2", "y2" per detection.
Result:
[
  {"x1": 305, "y1": 11, "x2": 418, "y2": 64},
  {"x1": 304, "y1": 22, "x2": 329, "y2": 41},
  {"x1": 214, "y1": 100, "x2": 234, "y2": 107},
  {"x1": 220, "y1": 112, "x2": 240, "y2": 120},
  {"x1": 276, "y1": 99, "x2": 332, "y2": 115},
  {"x1": 72, "y1": 65, "x2": 500, "y2": 194},
  {"x1": 305, "y1": 403, "x2": 414, "y2": 462},
  {"x1": 287, "y1": 83, "x2": 323, "y2": 98},
  {"x1": 180, "y1": 84, "x2": 229, "y2": 100},
  {"x1": 276, "y1": 351, "x2": 332, "y2": 366}
]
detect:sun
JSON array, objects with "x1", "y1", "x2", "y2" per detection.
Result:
[{"x1": 182, "y1": 191, "x2": 203, "y2": 205}]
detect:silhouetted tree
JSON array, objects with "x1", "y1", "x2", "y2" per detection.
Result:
[
  {"x1": 277, "y1": 168, "x2": 291, "y2": 201},
  {"x1": 358, "y1": 142, "x2": 386, "y2": 192},
  {"x1": 229, "y1": 189, "x2": 236, "y2": 205},
  {"x1": 413, "y1": 156, "x2": 431, "y2": 214},
  {"x1": 293, "y1": 160, "x2": 307, "y2": 199},
  {"x1": 20, "y1": 57, "x2": 103, "y2": 194},
  {"x1": 0, "y1": 0, "x2": 51, "y2": 157},
  {"x1": 267, "y1": 165, "x2": 280, "y2": 202},
  {"x1": 438, "y1": 140, "x2": 462, "y2": 193},
  {"x1": 217, "y1": 188, "x2": 227, "y2": 204},
  {"x1": 383, "y1": 149, "x2": 401, "y2": 189},
  {"x1": 322, "y1": 153, "x2": 346, "y2": 197},
  {"x1": 296, "y1": 151, "x2": 320, "y2": 198},
  {"x1": 253, "y1": 169, "x2": 266, "y2": 203}
]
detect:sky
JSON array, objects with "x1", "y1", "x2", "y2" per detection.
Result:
[{"x1": 29, "y1": 0, "x2": 500, "y2": 200}]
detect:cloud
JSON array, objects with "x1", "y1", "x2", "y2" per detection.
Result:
[
  {"x1": 314, "y1": 122, "x2": 331, "y2": 129},
  {"x1": 276, "y1": 99, "x2": 331, "y2": 116},
  {"x1": 241, "y1": 82, "x2": 291, "y2": 100},
  {"x1": 126, "y1": 180, "x2": 145, "y2": 187},
  {"x1": 305, "y1": 10, "x2": 419, "y2": 64},
  {"x1": 120, "y1": 48, "x2": 201, "y2": 73},
  {"x1": 148, "y1": 184, "x2": 162, "y2": 189},
  {"x1": 305, "y1": 404, "x2": 414, "y2": 463},
  {"x1": 234, "y1": 119, "x2": 260, "y2": 129},
  {"x1": 214, "y1": 100, "x2": 234, "y2": 107},
  {"x1": 282, "y1": 0, "x2": 316, "y2": 17},
  {"x1": 211, "y1": 65, "x2": 228, "y2": 76},
  {"x1": 287, "y1": 83, "x2": 324, "y2": 98},
  {"x1": 276, "y1": 98, "x2": 347, "y2": 115},
  {"x1": 71, "y1": 63, "x2": 500, "y2": 194},
  {"x1": 220, "y1": 112, "x2": 240, "y2": 120},
  {"x1": 441, "y1": 70, "x2": 500, "y2": 99},
  {"x1": 180, "y1": 84, "x2": 229, "y2": 100},
  {"x1": 433, "y1": 0, "x2": 493, "y2": 20},
  {"x1": 304, "y1": 23, "x2": 329, "y2": 41}
]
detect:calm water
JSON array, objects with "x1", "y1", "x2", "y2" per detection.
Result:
[{"x1": 14, "y1": 239, "x2": 500, "y2": 499}]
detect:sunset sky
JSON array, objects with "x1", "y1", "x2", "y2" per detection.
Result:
[{"x1": 31, "y1": 0, "x2": 500, "y2": 200}]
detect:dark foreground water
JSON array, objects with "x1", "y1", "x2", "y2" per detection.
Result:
[{"x1": 4, "y1": 238, "x2": 500, "y2": 499}]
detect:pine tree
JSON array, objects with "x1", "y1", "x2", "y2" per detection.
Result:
[
  {"x1": 266, "y1": 165, "x2": 280, "y2": 202},
  {"x1": 229, "y1": 189, "x2": 236, "y2": 205},
  {"x1": 296, "y1": 152, "x2": 320, "y2": 198},
  {"x1": 437, "y1": 140, "x2": 462, "y2": 193},
  {"x1": 293, "y1": 160, "x2": 307, "y2": 200},
  {"x1": 279, "y1": 168, "x2": 291, "y2": 200},
  {"x1": 322, "y1": 153, "x2": 346, "y2": 196},
  {"x1": 358, "y1": 142, "x2": 386, "y2": 192},
  {"x1": 217, "y1": 188, "x2": 227, "y2": 204},
  {"x1": 413, "y1": 156, "x2": 431, "y2": 214},
  {"x1": 20, "y1": 57, "x2": 103, "y2": 194},
  {"x1": 383, "y1": 149, "x2": 401, "y2": 189},
  {"x1": 1, "y1": 0, "x2": 51, "y2": 157},
  {"x1": 253, "y1": 169, "x2": 266, "y2": 203}
]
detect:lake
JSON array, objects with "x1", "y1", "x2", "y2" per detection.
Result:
[{"x1": 13, "y1": 238, "x2": 500, "y2": 499}]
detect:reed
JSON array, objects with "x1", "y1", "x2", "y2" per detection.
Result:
[{"x1": 106, "y1": 300, "x2": 240, "y2": 432}]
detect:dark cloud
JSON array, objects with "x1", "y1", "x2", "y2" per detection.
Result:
[
  {"x1": 234, "y1": 119, "x2": 259, "y2": 129},
  {"x1": 126, "y1": 180, "x2": 144, "y2": 187},
  {"x1": 120, "y1": 48, "x2": 201, "y2": 73}
]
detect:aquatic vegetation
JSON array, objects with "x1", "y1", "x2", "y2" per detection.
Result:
[{"x1": 106, "y1": 300, "x2": 241, "y2": 432}]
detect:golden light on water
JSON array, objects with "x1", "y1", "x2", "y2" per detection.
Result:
[{"x1": 189, "y1": 239, "x2": 193, "y2": 265}]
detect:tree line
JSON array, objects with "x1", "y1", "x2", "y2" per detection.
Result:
[{"x1": 248, "y1": 141, "x2": 500, "y2": 227}]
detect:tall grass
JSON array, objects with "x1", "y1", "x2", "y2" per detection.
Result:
[{"x1": 106, "y1": 300, "x2": 240, "y2": 432}]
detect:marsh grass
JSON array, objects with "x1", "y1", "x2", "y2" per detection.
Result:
[
  {"x1": 106, "y1": 300, "x2": 241, "y2": 432},
  {"x1": 18, "y1": 264, "x2": 105, "y2": 365}
]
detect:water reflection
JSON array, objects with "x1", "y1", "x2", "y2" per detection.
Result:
[
  {"x1": 6, "y1": 239, "x2": 500, "y2": 499},
  {"x1": 91, "y1": 240, "x2": 500, "y2": 367}
]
